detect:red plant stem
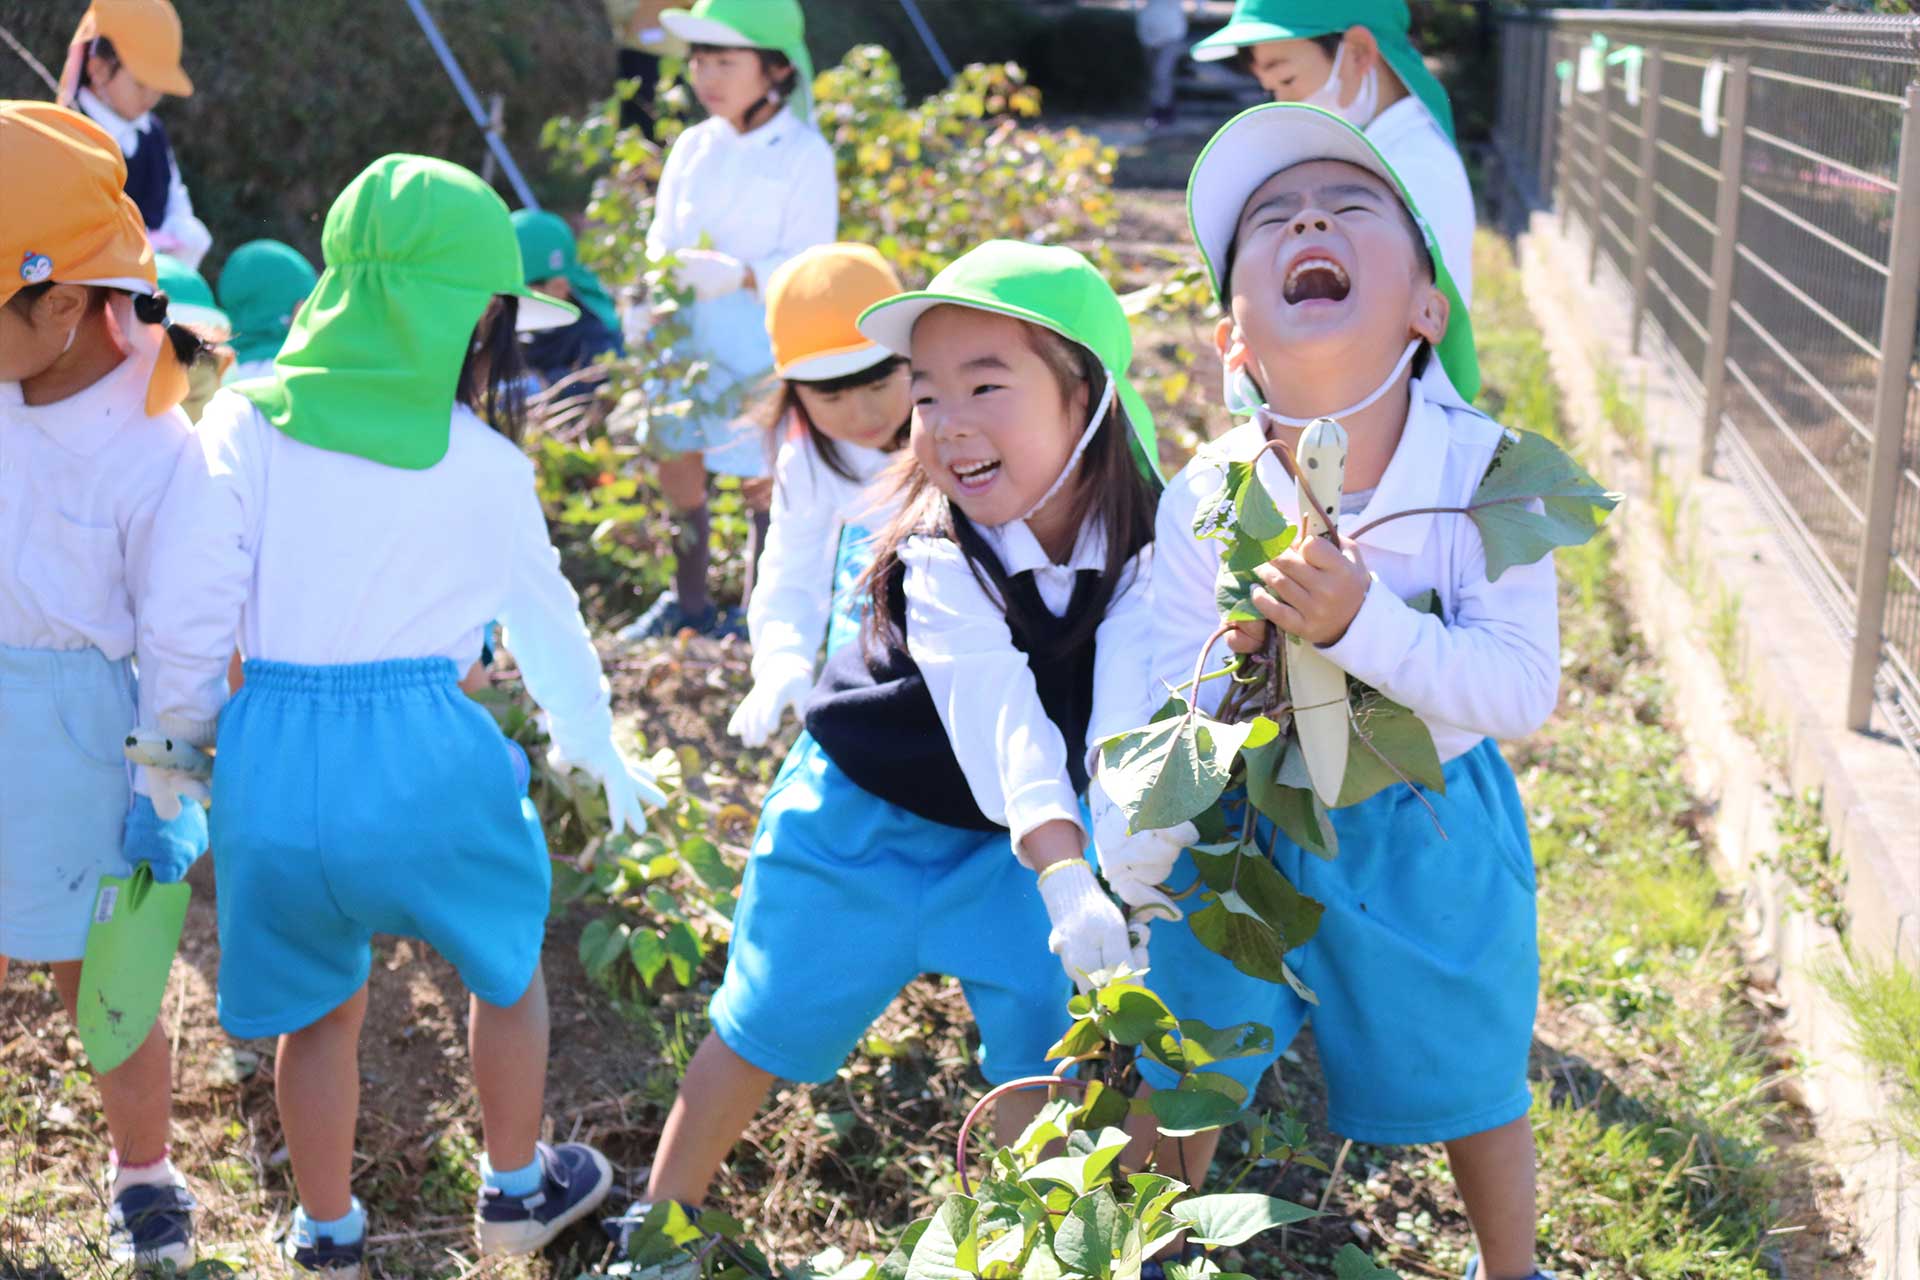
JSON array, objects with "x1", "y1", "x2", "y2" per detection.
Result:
[
  {"x1": 1187, "y1": 622, "x2": 1236, "y2": 716},
  {"x1": 1344, "y1": 495, "x2": 1535, "y2": 542},
  {"x1": 956, "y1": 1073, "x2": 1089, "y2": 1198}
]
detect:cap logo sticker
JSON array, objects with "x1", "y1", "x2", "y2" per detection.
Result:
[{"x1": 20, "y1": 252, "x2": 53, "y2": 284}]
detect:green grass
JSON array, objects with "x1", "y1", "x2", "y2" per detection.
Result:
[
  {"x1": 1477, "y1": 231, "x2": 1821, "y2": 1279},
  {"x1": 1595, "y1": 356, "x2": 1649, "y2": 457},
  {"x1": 1816, "y1": 953, "x2": 1920, "y2": 1160},
  {"x1": 1765, "y1": 790, "x2": 1848, "y2": 934}
]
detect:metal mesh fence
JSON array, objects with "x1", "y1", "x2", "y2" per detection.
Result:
[{"x1": 1495, "y1": 10, "x2": 1920, "y2": 743}]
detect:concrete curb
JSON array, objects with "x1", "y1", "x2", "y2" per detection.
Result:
[{"x1": 1515, "y1": 209, "x2": 1919, "y2": 1280}]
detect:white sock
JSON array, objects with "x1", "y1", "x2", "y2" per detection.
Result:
[{"x1": 111, "y1": 1154, "x2": 184, "y2": 1198}]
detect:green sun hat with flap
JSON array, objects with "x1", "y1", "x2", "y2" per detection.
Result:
[
  {"x1": 217, "y1": 239, "x2": 317, "y2": 365},
  {"x1": 856, "y1": 240, "x2": 1161, "y2": 483},
  {"x1": 1187, "y1": 102, "x2": 1479, "y2": 403},
  {"x1": 1192, "y1": 0, "x2": 1456, "y2": 142},
  {"x1": 236, "y1": 154, "x2": 577, "y2": 470},
  {"x1": 661, "y1": 0, "x2": 815, "y2": 121}
]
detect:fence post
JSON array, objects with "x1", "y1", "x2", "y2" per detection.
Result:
[
  {"x1": 1629, "y1": 49, "x2": 1664, "y2": 354},
  {"x1": 1588, "y1": 46, "x2": 1612, "y2": 282},
  {"x1": 1847, "y1": 82, "x2": 1920, "y2": 730},
  {"x1": 1698, "y1": 50, "x2": 1751, "y2": 474}
]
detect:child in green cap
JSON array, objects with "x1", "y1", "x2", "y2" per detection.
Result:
[
  {"x1": 621, "y1": 0, "x2": 836, "y2": 640},
  {"x1": 511, "y1": 208, "x2": 624, "y2": 393},
  {"x1": 609, "y1": 240, "x2": 1162, "y2": 1250},
  {"x1": 216, "y1": 238, "x2": 317, "y2": 383},
  {"x1": 1120, "y1": 103, "x2": 1576, "y2": 1280},
  {"x1": 135, "y1": 153, "x2": 668, "y2": 1277},
  {"x1": 1192, "y1": 0, "x2": 1475, "y2": 303}
]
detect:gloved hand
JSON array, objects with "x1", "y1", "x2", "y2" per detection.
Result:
[
  {"x1": 122, "y1": 792, "x2": 208, "y2": 884},
  {"x1": 674, "y1": 249, "x2": 748, "y2": 302},
  {"x1": 1091, "y1": 776, "x2": 1197, "y2": 923},
  {"x1": 146, "y1": 768, "x2": 210, "y2": 823},
  {"x1": 549, "y1": 741, "x2": 667, "y2": 837},
  {"x1": 1036, "y1": 858, "x2": 1146, "y2": 993},
  {"x1": 726, "y1": 657, "x2": 814, "y2": 748}
]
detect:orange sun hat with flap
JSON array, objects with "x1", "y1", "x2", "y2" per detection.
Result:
[
  {"x1": 0, "y1": 100, "x2": 189, "y2": 416},
  {"x1": 766, "y1": 243, "x2": 906, "y2": 382},
  {"x1": 57, "y1": 0, "x2": 195, "y2": 105}
]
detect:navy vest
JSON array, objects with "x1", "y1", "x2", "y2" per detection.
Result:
[
  {"x1": 804, "y1": 554, "x2": 1101, "y2": 832},
  {"x1": 122, "y1": 117, "x2": 174, "y2": 232}
]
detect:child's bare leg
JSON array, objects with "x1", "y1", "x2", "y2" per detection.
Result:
[
  {"x1": 645, "y1": 1033, "x2": 774, "y2": 1207},
  {"x1": 276, "y1": 983, "x2": 369, "y2": 1221},
  {"x1": 1445, "y1": 1116, "x2": 1538, "y2": 1279},
  {"x1": 1120, "y1": 1085, "x2": 1223, "y2": 1185},
  {"x1": 52, "y1": 960, "x2": 171, "y2": 1165},
  {"x1": 991, "y1": 1087, "x2": 1053, "y2": 1148},
  {"x1": 470, "y1": 966, "x2": 550, "y2": 1174}
]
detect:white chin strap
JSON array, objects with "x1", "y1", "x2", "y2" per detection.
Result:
[
  {"x1": 1017, "y1": 371, "x2": 1117, "y2": 524},
  {"x1": 1256, "y1": 339, "x2": 1420, "y2": 429}
]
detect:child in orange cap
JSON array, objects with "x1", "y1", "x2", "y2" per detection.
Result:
[
  {"x1": 726, "y1": 243, "x2": 912, "y2": 747},
  {"x1": 56, "y1": 0, "x2": 212, "y2": 270},
  {"x1": 0, "y1": 99, "x2": 215, "y2": 1269}
]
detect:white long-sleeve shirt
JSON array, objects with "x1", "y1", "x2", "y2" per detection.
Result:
[
  {"x1": 1368, "y1": 96, "x2": 1476, "y2": 307},
  {"x1": 140, "y1": 391, "x2": 618, "y2": 767},
  {"x1": 903, "y1": 521, "x2": 1153, "y2": 862},
  {"x1": 77, "y1": 88, "x2": 213, "y2": 272},
  {"x1": 1151, "y1": 382, "x2": 1558, "y2": 764},
  {"x1": 646, "y1": 110, "x2": 837, "y2": 298},
  {"x1": 746, "y1": 426, "x2": 894, "y2": 683},
  {"x1": 0, "y1": 348, "x2": 194, "y2": 728}
]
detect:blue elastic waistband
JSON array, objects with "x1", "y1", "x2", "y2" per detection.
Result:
[
  {"x1": 240, "y1": 657, "x2": 462, "y2": 698},
  {"x1": 0, "y1": 641, "x2": 129, "y2": 688}
]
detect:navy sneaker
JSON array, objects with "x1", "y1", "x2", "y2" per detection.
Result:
[
  {"x1": 109, "y1": 1182, "x2": 195, "y2": 1268},
  {"x1": 1464, "y1": 1258, "x2": 1555, "y2": 1280},
  {"x1": 475, "y1": 1141, "x2": 614, "y2": 1257},
  {"x1": 282, "y1": 1217, "x2": 364, "y2": 1278},
  {"x1": 617, "y1": 592, "x2": 721, "y2": 642}
]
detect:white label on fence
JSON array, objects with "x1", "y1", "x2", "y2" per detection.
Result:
[
  {"x1": 1559, "y1": 61, "x2": 1575, "y2": 108},
  {"x1": 1577, "y1": 45, "x2": 1604, "y2": 94},
  {"x1": 1624, "y1": 52, "x2": 1643, "y2": 108},
  {"x1": 1700, "y1": 59, "x2": 1726, "y2": 139},
  {"x1": 94, "y1": 885, "x2": 119, "y2": 925}
]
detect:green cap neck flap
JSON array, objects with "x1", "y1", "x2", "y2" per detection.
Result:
[
  {"x1": 856, "y1": 239, "x2": 1161, "y2": 483},
  {"x1": 1186, "y1": 102, "x2": 1479, "y2": 404},
  {"x1": 217, "y1": 239, "x2": 317, "y2": 366},
  {"x1": 236, "y1": 154, "x2": 574, "y2": 470},
  {"x1": 512, "y1": 209, "x2": 619, "y2": 335},
  {"x1": 662, "y1": 0, "x2": 815, "y2": 122},
  {"x1": 1191, "y1": 0, "x2": 1456, "y2": 142}
]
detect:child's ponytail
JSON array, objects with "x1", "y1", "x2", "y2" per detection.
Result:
[{"x1": 133, "y1": 289, "x2": 214, "y2": 369}]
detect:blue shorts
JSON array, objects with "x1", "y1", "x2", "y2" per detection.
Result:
[
  {"x1": 1138, "y1": 738, "x2": 1539, "y2": 1145},
  {"x1": 711, "y1": 735, "x2": 1073, "y2": 1085},
  {"x1": 210, "y1": 659, "x2": 550, "y2": 1038},
  {"x1": 0, "y1": 644, "x2": 135, "y2": 963}
]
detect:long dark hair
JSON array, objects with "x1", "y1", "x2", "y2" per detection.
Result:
[
  {"x1": 456, "y1": 296, "x2": 530, "y2": 442},
  {"x1": 860, "y1": 325, "x2": 1159, "y2": 663},
  {"x1": 7, "y1": 280, "x2": 214, "y2": 371},
  {"x1": 755, "y1": 354, "x2": 909, "y2": 483},
  {"x1": 79, "y1": 36, "x2": 121, "y2": 91}
]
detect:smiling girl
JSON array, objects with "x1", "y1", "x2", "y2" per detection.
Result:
[{"x1": 611, "y1": 241, "x2": 1163, "y2": 1244}]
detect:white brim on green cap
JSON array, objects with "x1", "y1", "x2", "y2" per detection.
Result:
[
  {"x1": 1187, "y1": 102, "x2": 1479, "y2": 402},
  {"x1": 511, "y1": 287, "x2": 579, "y2": 333},
  {"x1": 660, "y1": 12, "x2": 758, "y2": 47},
  {"x1": 1192, "y1": 18, "x2": 1301, "y2": 61}
]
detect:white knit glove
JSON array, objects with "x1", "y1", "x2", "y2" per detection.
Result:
[
  {"x1": 1090, "y1": 777, "x2": 1197, "y2": 924},
  {"x1": 146, "y1": 769, "x2": 210, "y2": 822},
  {"x1": 726, "y1": 656, "x2": 814, "y2": 748},
  {"x1": 674, "y1": 249, "x2": 747, "y2": 302},
  {"x1": 549, "y1": 741, "x2": 667, "y2": 836},
  {"x1": 1037, "y1": 859, "x2": 1146, "y2": 994}
]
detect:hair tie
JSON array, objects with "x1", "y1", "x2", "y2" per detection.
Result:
[{"x1": 133, "y1": 291, "x2": 172, "y2": 327}]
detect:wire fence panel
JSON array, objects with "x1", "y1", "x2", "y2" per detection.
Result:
[{"x1": 1494, "y1": 10, "x2": 1920, "y2": 745}]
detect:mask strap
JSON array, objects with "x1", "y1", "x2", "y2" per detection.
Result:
[
  {"x1": 1257, "y1": 339, "x2": 1420, "y2": 429},
  {"x1": 1017, "y1": 369, "x2": 1117, "y2": 524}
]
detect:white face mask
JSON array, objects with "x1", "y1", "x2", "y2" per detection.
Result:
[
  {"x1": 1300, "y1": 44, "x2": 1380, "y2": 129},
  {"x1": 1225, "y1": 338, "x2": 1422, "y2": 428}
]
